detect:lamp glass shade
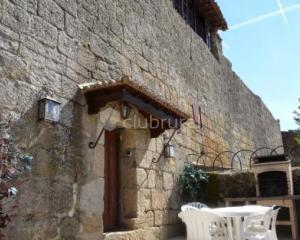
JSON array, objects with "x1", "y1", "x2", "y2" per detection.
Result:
[
  {"x1": 164, "y1": 144, "x2": 175, "y2": 158},
  {"x1": 120, "y1": 103, "x2": 132, "y2": 119},
  {"x1": 38, "y1": 97, "x2": 61, "y2": 123}
]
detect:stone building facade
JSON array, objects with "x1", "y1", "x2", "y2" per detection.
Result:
[{"x1": 0, "y1": 0, "x2": 283, "y2": 239}]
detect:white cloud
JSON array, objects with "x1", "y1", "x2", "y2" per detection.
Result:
[{"x1": 230, "y1": 3, "x2": 300, "y2": 30}]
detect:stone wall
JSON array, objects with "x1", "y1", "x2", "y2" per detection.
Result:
[{"x1": 0, "y1": 0, "x2": 283, "y2": 239}]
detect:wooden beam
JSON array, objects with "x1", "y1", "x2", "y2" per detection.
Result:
[
  {"x1": 85, "y1": 87, "x2": 185, "y2": 138},
  {"x1": 122, "y1": 89, "x2": 181, "y2": 128}
]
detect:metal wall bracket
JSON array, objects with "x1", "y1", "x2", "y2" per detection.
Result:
[
  {"x1": 88, "y1": 106, "x2": 116, "y2": 149},
  {"x1": 152, "y1": 128, "x2": 179, "y2": 163}
]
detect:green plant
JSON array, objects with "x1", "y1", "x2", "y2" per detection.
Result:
[{"x1": 179, "y1": 163, "x2": 208, "y2": 201}]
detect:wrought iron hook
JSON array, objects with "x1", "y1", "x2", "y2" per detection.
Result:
[
  {"x1": 89, "y1": 105, "x2": 116, "y2": 149},
  {"x1": 89, "y1": 128, "x2": 106, "y2": 149},
  {"x1": 152, "y1": 128, "x2": 179, "y2": 163}
]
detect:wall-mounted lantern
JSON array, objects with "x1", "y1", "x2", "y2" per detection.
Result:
[
  {"x1": 38, "y1": 97, "x2": 61, "y2": 123},
  {"x1": 152, "y1": 129, "x2": 178, "y2": 163},
  {"x1": 164, "y1": 142, "x2": 175, "y2": 158},
  {"x1": 120, "y1": 102, "x2": 132, "y2": 120}
]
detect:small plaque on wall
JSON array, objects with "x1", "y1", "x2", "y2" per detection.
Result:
[{"x1": 192, "y1": 103, "x2": 203, "y2": 128}]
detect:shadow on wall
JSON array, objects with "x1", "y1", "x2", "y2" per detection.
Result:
[
  {"x1": 0, "y1": 89, "x2": 92, "y2": 239},
  {"x1": 118, "y1": 127, "x2": 185, "y2": 238}
]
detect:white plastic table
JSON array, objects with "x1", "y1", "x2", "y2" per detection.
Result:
[{"x1": 202, "y1": 206, "x2": 272, "y2": 240}]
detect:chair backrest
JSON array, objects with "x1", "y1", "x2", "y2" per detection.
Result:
[
  {"x1": 179, "y1": 210, "x2": 229, "y2": 240},
  {"x1": 181, "y1": 202, "x2": 208, "y2": 212},
  {"x1": 270, "y1": 207, "x2": 280, "y2": 239},
  {"x1": 187, "y1": 202, "x2": 208, "y2": 209},
  {"x1": 181, "y1": 205, "x2": 200, "y2": 212},
  {"x1": 243, "y1": 209, "x2": 273, "y2": 234}
]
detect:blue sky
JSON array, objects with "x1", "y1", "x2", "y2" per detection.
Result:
[{"x1": 217, "y1": 0, "x2": 300, "y2": 131}]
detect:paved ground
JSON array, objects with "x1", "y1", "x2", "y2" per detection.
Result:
[{"x1": 169, "y1": 236, "x2": 290, "y2": 240}]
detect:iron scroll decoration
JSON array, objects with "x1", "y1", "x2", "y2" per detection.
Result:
[
  {"x1": 186, "y1": 153, "x2": 206, "y2": 167},
  {"x1": 249, "y1": 147, "x2": 275, "y2": 170},
  {"x1": 212, "y1": 150, "x2": 239, "y2": 171},
  {"x1": 184, "y1": 145, "x2": 300, "y2": 171},
  {"x1": 270, "y1": 145, "x2": 284, "y2": 155}
]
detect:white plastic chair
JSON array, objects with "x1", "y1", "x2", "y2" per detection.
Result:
[
  {"x1": 178, "y1": 210, "x2": 229, "y2": 240},
  {"x1": 269, "y1": 207, "x2": 280, "y2": 240},
  {"x1": 181, "y1": 202, "x2": 208, "y2": 211},
  {"x1": 242, "y1": 209, "x2": 273, "y2": 240},
  {"x1": 187, "y1": 202, "x2": 208, "y2": 209}
]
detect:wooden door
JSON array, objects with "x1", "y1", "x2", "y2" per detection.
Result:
[{"x1": 103, "y1": 129, "x2": 120, "y2": 232}]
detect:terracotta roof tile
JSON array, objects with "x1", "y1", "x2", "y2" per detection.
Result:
[{"x1": 79, "y1": 76, "x2": 191, "y2": 120}]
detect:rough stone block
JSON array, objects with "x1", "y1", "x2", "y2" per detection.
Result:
[
  {"x1": 160, "y1": 224, "x2": 185, "y2": 240},
  {"x1": 151, "y1": 190, "x2": 167, "y2": 210},
  {"x1": 10, "y1": 0, "x2": 27, "y2": 9},
  {"x1": 155, "y1": 172, "x2": 164, "y2": 189},
  {"x1": 110, "y1": 19, "x2": 123, "y2": 36},
  {"x1": 30, "y1": 16, "x2": 57, "y2": 47},
  {"x1": 80, "y1": 214, "x2": 102, "y2": 233},
  {"x1": 121, "y1": 217, "x2": 147, "y2": 230},
  {"x1": 144, "y1": 228, "x2": 161, "y2": 240},
  {"x1": 60, "y1": 217, "x2": 81, "y2": 239},
  {"x1": 58, "y1": 31, "x2": 78, "y2": 59},
  {"x1": 167, "y1": 190, "x2": 180, "y2": 210},
  {"x1": 66, "y1": 58, "x2": 91, "y2": 78},
  {"x1": 123, "y1": 189, "x2": 138, "y2": 218},
  {"x1": 163, "y1": 172, "x2": 174, "y2": 190},
  {"x1": 38, "y1": 0, "x2": 64, "y2": 29},
  {"x1": 95, "y1": 60, "x2": 109, "y2": 72},
  {"x1": 49, "y1": 181, "x2": 74, "y2": 213},
  {"x1": 0, "y1": 25, "x2": 19, "y2": 53},
  {"x1": 27, "y1": 0, "x2": 38, "y2": 13},
  {"x1": 77, "y1": 47, "x2": 96, "y2": 71},
  {"x1": 17, "y1": 178, "x2": 52, "y2": 215},
  {"x1": 91, "y1": 145, "x2": 105, "y2": 178},
  {"x1": 65, "y1": 12, "x2": 77, "y2": 37},
  {"x1": 80, "y1": 0, "x2": 98, "y2": 16},
  {"x1": 90, "y1": 33, "x2": 111, "y2": 58},
  {"x1": 131, "y1": 62, "x2": 144, "y2": 82},
  {"x1": 77, "y1": 5, "x2": 95, "y2": 30},
  {"x1": 33, "y1": 66, "x2": 62, "y2": 93},
  {"x1": 92, "y1": 69, "x2": 110, "y2": 81},
  {"x1": 0, "y1": 78, "x2": 29, "y2": 111},
  {"x1": 148, "y1": 170, "x2": 156, "y2": 188},
  {"x1": 54, "y1": 0, "x2": 77, "y2": 17},
  {"x1": 75, "y1": 232, "x2": 103, "y2": 240},
  {"x1": 76, "y1": 21, "x2": 91, "y2": 42},
  {"x1": 137, "y1": 189, "x2": 151, "y2": 212},
  {"x1": 135, "y1": 150, "x2": 153, "y2": 169},
  {"x1": 154, "y1": 210, "x2": 163, "y2": 226},
  {"x1": 145, "y1": 210, "x2": 154, "y2": 227},
  {"x1": 94, "y1": 19, "x2": 107, "y2": 41},
  {"x1": 1, "y1": 0, "x2": 30, "y2": 33},
  {"x1": 79, "y1": 178, "x2": 104, "y2": 215},
  {"x1": 136, "y1": 168, "x2": 147, "y2": 187}
]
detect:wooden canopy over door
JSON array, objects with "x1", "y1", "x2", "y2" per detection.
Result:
[
  {"x1": 80, "y1": 77, "x2": 190, "y2": 138},
  {"x1": 103, "y1": 129, "x2": 120, "y2": 232}
]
